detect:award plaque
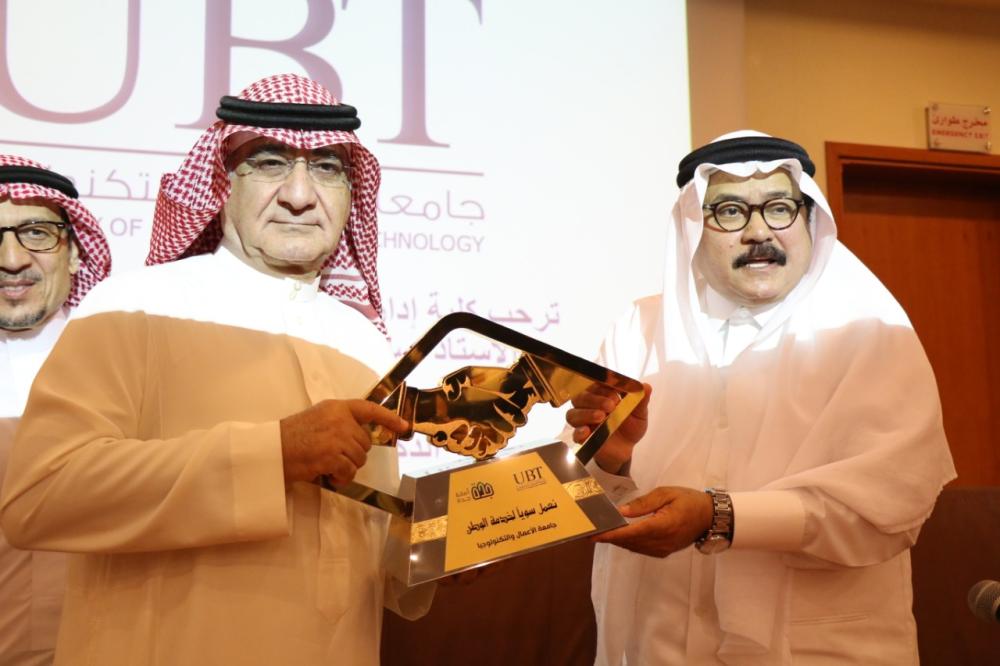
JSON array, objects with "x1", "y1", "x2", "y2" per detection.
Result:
[{"x1": 324, "y1": 312, "x2": 644, "y2": 586}]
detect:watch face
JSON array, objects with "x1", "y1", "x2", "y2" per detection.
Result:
[{"x1": 696, "y1": 535, "x2": 731, "y2": 554}]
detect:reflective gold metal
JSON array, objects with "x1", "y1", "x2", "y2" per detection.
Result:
[{"x1": 321, "y1": 312, "x2": 645, "y2": 585}]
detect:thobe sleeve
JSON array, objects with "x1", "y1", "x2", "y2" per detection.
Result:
[
  {"x1": 729, "y1": 322, "x2": 953, "y2": 568},
  {"x1": 730, "y1": 489, "x2": 920, "y2": 567},
  {"x1": 0, "y1": 312, "x2": 290, "y2": 553}
]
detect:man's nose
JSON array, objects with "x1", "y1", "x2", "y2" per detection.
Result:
[
  {"x1": 0, "y1": 229, "x2": 33, "y2": 272},
  {"x1": 740, "y1": 210, "x2": 773, "y2": 243},
  {"x1": 277, "y1": 159, "x2": 319, "y2": 211}
]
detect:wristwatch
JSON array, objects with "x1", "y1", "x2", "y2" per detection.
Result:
[{"x1": 695, "y1": 488, "x2": 734, "y2": 554}]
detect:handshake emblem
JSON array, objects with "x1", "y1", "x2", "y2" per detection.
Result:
[
  {"x1": 373, "y1": 353, "x2": 588, "y2": 460},
  {"x1": 363, "y1": 312, "x2": 643, "y2": 468}
]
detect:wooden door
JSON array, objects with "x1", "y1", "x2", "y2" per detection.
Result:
[{"x1": 825, "y1": 142, "x2": 1000, "y2": 486}]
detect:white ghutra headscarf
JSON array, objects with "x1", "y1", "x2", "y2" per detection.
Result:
[{"x1": 592, "y1": 131, "x2": 955, "y2": 663}]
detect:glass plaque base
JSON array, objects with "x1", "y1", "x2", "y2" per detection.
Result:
[
  {"x1": 318, "y1": 312, "x2": 644, "y2": 586},
  {"x1": 384, "y1": 441, "x2": 626, "y2": 586}
]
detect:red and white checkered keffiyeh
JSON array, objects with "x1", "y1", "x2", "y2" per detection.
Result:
[
  {"x1": 0, "y1": 154, "x2": 111, "y2": 306},
  {"x1": 149, "y1": 73, "x2": 384, "y2": 330}
]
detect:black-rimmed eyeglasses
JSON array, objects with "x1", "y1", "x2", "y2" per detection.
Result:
[
  {"x1": 702, "y1": 197, "x2": 805, "y2": 232},
  {"x1": 0, "y1": 221, "x2": 70, "y2": 252}
]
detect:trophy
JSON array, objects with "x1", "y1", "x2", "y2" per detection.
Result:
[{"x1": 324, "y1": 313, "x2": 644, "y2": 585}]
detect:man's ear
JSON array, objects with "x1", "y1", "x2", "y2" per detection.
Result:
[{"x1": 68, "y1": 240, "x2": 81, "y2": 275}]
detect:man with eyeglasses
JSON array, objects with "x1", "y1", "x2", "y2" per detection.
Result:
[
  {"x1": 1, "y1": 75, "x2": 431, "y2": 666},
  {"x1": 0, "y1": 155, "x2": 110, "y2": 666},
  {"x1": 568, "y1": 132, "x2": 955, "y2": 664}
]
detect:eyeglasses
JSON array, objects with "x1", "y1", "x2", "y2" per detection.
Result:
[
  {"x1": 234, "y1": 153, "x2": 353, "y2": 188},
  {"x1": 702, "y1": 197, "x2": 805, "y2": 232},
  {"x1": 0, "y1": 221, "x2": 70, "y2": 252}
]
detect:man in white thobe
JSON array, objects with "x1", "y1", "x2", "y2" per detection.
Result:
[
  {"x1": 1, "y1": 74, "x2": 431, "y2": 666},
  {"x1": 568, "y1": 132, "x2": 956, "y2": 664},
  {"x1": 0, "y1": 155, "x2": 111, "y2": 666}
]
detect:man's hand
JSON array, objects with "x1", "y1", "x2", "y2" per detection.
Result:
[
  {"x1": 279, "y1": 399, "x2": 409, "y2": 486},
  {"x1": 565, "y1": 382, "x2": 651, "y2": 474},
  {"x1": 592, "y1": 486, "x2": 713, "y2": 558}
]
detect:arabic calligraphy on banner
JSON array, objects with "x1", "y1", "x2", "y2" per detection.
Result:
[
  {"x1": 379, "y1": 188, "x2": 484, "y2": 223},
  {"x1": 926, "y1": 102, "x2": 992, "y2": 153},
  {"x1": 387, "y1": 292, "x2": 559, "y2": 339}
]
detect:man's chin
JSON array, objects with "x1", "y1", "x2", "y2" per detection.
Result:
[
  {"x1": 258, "y1": 249, "x2": 329, "y2": 274},
  {"x1": 0, "y1": 305, "x2": 50, "y2": 331},
  {"x1": 734, "y1": 286, "x2": 789, "y2": 307}
]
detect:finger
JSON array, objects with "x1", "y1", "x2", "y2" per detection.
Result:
[
  {"x1": 566, "y1": 408, "x2": 608, "y2": 427},
  {"x1": 570, "y1": 390, "x2": 619, "y2": 413},
  {"x1": 591, "y1": 519, "x2": 658, "y2": 544},
  {"x1": 335, "y1": 416, "x2": 373, "y2": 452},
  {"x1": 598, "y1": 533, "x2": 674, "y2": 559},
  {"x1": 348, "y1": 400, "x2": 409, "y2": 433},
  {"x1": 584, "y1": 382, "x2": 621, "y2": 398},
  {"x1": 327, "y1": 455, "x2": 359, "y2": 486},
  {"x1": 618, "y1": 487, "x2": 672, "y2": 518},
  {"x1": 572, "y1": 426, "x2": 591, "y2": 443},
  {"x1": 592, "y1": 514, "x2": 673, "y2": 548},
  {"x1": 631, "y1": 383, "x2": 653, "y2": 421},
  {"x1": 338, "y1": 442, "x2": 368, "y2": 469}
]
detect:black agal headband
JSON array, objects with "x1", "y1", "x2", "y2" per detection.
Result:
[
  {"x1": 216, "y1": 96, "x2": 361, "y2": 131},
  {"x1": 0, "y1": 165, "x2": 78, "y2": 199},
  {"x1": 676, "y1": 136, "x2": 815, "y2": 188}
]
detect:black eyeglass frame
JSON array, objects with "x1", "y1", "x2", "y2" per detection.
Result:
[
  {"x1": 701, "y1": 197, "x2": 806, "y2": 232},
  {"x1": 0, "y1": 221, "x2": 72, "y2": 253}
]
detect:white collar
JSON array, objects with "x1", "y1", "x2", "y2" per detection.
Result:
[
  {"x1": 1, "y1": 309, "x2": 70, "y2": 417},
  {"x1": 210, "y1": 246, "x2": 322, "y2": 303},
  {"x1": 700, "y1": 282, "x2": 781, "y2": 331}
]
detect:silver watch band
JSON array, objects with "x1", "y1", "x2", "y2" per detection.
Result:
[{"x1": 695, "y1": 488, "x2": 733, "y2": 554}]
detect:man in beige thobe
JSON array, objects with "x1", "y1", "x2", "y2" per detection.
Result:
[{"x1": 1, "y1": 74, "x2": 431, "y2": 666}]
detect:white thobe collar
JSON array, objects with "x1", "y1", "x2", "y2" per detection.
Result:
[
  {"x1": 698, "y1": 283, "x2": 781, "y2": 367},
  {"x1": 0, "y1": 309, "x2": 69, "y2": 417},
  {"x1": 209, "y1": 245, "x2": 322, "y2": 304}
]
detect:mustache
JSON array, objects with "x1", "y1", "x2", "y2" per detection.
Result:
[
  {"x1": 732, "y1": 244, "x2": 787, "y2": 269},
  {"x1": 0, "y1": 270, "x2": 42, "y2": 283}
]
